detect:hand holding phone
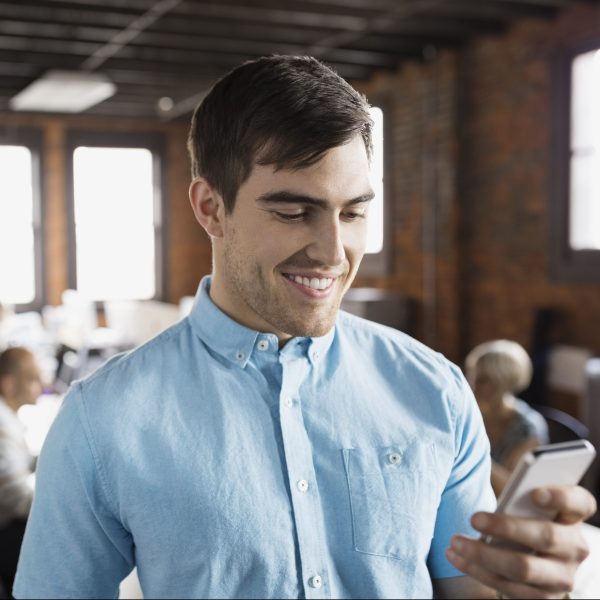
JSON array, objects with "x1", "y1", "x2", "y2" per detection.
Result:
[{"x1": 484, "y1": 440, "x2": 596, "y2": 548}]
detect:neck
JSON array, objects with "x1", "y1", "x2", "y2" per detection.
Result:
[{"x1": 209, "y1": 273, "x2": 293, "y2": 346}]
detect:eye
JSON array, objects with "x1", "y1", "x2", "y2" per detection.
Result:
[
  {"x1": 274, "y1": 211, "x2": 307, "y2": 222},
  {"x1": 342, "y1": 209, "x2": 367, "y2": 221}
]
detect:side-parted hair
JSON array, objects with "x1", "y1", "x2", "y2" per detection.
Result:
[
  {"x1": 187, "y1": 55, "x2": 373, "y2": 213},
  {"x1": 465, "y1": 339, "x2": 533, "y2": 395}
]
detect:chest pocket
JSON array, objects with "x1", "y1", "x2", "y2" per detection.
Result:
[{"x1": 343, "y1": 441, "x2": 440, "y2": 562}]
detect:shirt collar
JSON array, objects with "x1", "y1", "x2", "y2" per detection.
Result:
[{"x1": 188, "y1": 276, "x2": 335, "y2": 367}]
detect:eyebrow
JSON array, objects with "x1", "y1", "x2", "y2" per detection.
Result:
[{"x1": 256, "y1": 190, "x2": 375, "y2": 208}]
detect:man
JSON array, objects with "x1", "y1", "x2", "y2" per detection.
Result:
[
  {"x1": 0, "y1": 347, "x2": 40, "y2": 596},
  {"x1": 15, "y1": 56, "x2": 595, "y2": 598}
]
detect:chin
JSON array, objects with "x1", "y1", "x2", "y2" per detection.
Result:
[{"x1": 284, "y1": 317, "x2": 336, "y2": 338}]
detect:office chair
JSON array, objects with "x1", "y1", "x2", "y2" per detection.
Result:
[{"x1": 531, "y1": 403, "x2": 590, "y2": 443}]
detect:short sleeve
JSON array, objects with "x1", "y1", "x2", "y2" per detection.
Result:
[
  {"x1": 427, "y1": 364, "x2": 496, "y2": 579},
  {"x1": 13, "y1": 384, "x2": 134, "y2": 599}
]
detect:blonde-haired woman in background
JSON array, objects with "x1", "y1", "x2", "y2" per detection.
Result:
[{"x1": 465, "y1": 339, "x2": 549, "y2": 496}]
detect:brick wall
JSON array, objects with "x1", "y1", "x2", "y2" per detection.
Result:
[
  {"x1": 358, "y1": 1, "x2": 600, "y2": 363},
  {"x1": 356, "y1": 51, "x2": 462, "y2": 359},
  {"x1": 460, "y1": 1, "x2": 600, "y2": 359}
]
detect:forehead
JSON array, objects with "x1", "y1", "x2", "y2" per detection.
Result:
[{"x1": 239, "y1": 135, "x2": 371, "y2": 205}]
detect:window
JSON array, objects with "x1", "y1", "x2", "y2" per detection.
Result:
[
  {"x1": 0, "y1": 130, "x2": 44, "y2": 309},
  {"x1": 569, "y1": 49, "x2": 600, "y2": 251},
  {"x1": 366, "y1": 106, "x2": 384, "y2": 255},
  {"x1": 551, "y1": 42, "x2": 600, "y2": 281},
  {"x1": 360, "y1": 103, "x2": 390, "y2": 275},
  {"x1": 66, "y1": 132, "x2": 165, "y2": 301}
]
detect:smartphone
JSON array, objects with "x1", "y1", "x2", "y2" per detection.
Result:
[{"x1": 484, "y1": 440, "x2": 596, "y2": 548}]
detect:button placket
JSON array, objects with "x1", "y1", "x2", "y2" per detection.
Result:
[{"x1": 278, "y1": 356, "x2": 330, "y2": 599}]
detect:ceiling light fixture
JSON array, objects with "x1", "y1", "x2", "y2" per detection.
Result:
[{"x1": 9, "y1": 70, "x2": 116, "y2": 113}]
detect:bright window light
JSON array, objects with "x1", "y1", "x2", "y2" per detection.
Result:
[
  {"x1": 570, "y1": 49, "x2": 600, "y2": 250},
  {"x1": 0, "y1": 145, "x2": 36, "y2": 304},
  {"x1": 366, "y1": 106, "x2": 384, "y2": 254},
  {"x1": 73, "y1": 147, "x2": 156, "y2": 300}
]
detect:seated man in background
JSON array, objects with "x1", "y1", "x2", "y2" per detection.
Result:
[
  {"x1": 466, "y1": 339, "x2": 549, "y2": 495},
  {"x1": 0, "y1": 348, "x2": 41, "y2": 597}
]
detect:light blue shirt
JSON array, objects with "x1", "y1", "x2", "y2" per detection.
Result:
[{"x1": 15, "y1": 276, "x2": 495, "y2": 599}]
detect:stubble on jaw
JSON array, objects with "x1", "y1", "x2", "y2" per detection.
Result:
[{"x1": 220, "y1": 233, "x2": 345, "y2": 339}]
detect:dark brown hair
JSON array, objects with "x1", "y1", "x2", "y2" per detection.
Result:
[{"x1": 187, "y1": 55, "x2": 373, "y2": 213}]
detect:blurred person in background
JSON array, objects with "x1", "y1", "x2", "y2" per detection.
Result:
[
  {"x1": 0, "y1": 348, "x2": 41, "y2": 598},
  {"x1": 465, "y1": 339, "x2": 549, "y2": 496}
]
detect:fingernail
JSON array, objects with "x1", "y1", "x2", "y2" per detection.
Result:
[
  {"x1": 451, "y1": 538, "x2": 464, "y2": 552},
  {"x1": 472, "y1": 513, "x2": 490, "y2": 530},
  {"x1": 534, "y1": 488, "x2": 552, "y2": 506}
]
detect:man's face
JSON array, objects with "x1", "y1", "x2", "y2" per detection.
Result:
[
  {"x1": 12, "y1": 354, "x2": 42, "y2": 408},
  {"x1": 210, "y1": 134, "x2": 373, "y2": 343}
]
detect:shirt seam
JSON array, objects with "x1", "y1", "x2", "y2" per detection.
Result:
[
  {"x1": 79, "y1": 319, "x2": 188, "y2": 387},
  {"x1": 72, "y1": 382, "x2": 120, "y2": 516}
]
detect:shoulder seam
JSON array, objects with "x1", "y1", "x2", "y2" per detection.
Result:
[
  {"x1": 72, "y1": 382, "x2": 120, "y2": 515},
  {"x1": 80, "y1": 318, "x2": 189, "y2": 386}
]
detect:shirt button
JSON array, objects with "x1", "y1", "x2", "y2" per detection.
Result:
[
  {"x1": 312, "y1": 351, "x2": 319, "y2": 361},
  {"x1": 297, "y1": 479, "x2": 309, "y2": 493},
  {"x1": 309, "y1": 575, "x2": 322, "y2": 589},
  {"x1": 235, "y1": 351, "x2": 245, "y2": 361},
  {"x1": 257, "y1": 340, "x2": 269, "y2": 351},
  {"x1": 284, "y1": 396, "x2": 293, "y2": 408},
  {"x1": 388, "y1": 452, "x2": 401, "y2": 465}
]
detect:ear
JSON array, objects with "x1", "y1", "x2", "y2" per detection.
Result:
[{"x1": 189, "y1": 177, "x2": 225, "y2": 239}]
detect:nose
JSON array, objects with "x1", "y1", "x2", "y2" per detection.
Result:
[{"x1": 305, "y1": 214, "x2": 345, "y2": 267}]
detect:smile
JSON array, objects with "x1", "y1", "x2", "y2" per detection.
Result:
[{"x1": 283, "y1": 273, "x2": 335, "y2": 291}]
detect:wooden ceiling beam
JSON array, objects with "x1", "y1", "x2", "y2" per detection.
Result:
[
  {"x1": 435, "y1": 0, "x2": 562, "y2": 21},
  {"x1": 173, "y1": 2, "x2": 368, "y2": 31},
  {"x1": 0, "y1": 21, "x2": 116, "y2": 41},
  {"x1": 373, "y1": 15, "x2": 508, "y2": 37},
  {"x1": 0, "y1": 35, "x2": 100, "y2": 56},
  {"x1": 0, "y1": 2, "x2": 140, "y2": 28}
]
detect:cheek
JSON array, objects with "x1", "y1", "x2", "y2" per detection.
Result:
[{"x1": 345, "y1": 230, "x2": 368, "y2": 264}]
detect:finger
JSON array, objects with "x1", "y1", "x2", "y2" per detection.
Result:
[
  {"x1": 470, "y1": 512, "x2": 590, "y2": 562},
  {"x1": 448, "y1": 535, "x2": 577, "y2": 592},
  {"x1": 532, "y1": 486, "x2": 597, "y2": 524},
  {"x1": 445, "y1": 547, "x2": 570, "y2": 600}
]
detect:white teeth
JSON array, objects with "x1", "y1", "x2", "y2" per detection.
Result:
[{"x1": 288, "y1": 274, "x2": 333, "y2": 290}]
